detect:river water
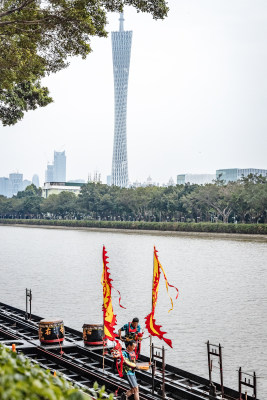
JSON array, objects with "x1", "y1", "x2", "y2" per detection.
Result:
[{"x1": 0, "y1": 225, "x2": 266, "y2": 398}]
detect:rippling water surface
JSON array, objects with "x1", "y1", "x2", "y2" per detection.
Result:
[{"x1": 0, "y1": 226, "x2": 266, "y2": 398}]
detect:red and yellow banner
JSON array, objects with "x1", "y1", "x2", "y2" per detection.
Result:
[
  {"x1": 145, "y1": 246, "x2": 179, "y2": 348},
  {"x1": 101, "y1": 246, "x2": 125, "y2": 341}
]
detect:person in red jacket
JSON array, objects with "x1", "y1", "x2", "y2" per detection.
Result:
[{"x1": 118, "y1": 317, "x2": 141, "y2": 342}]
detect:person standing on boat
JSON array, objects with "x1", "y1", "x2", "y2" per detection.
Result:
[
  {"x1": 120, "y1": 340, "x2": 140, "y2": 400},
  {"x1": 118, "y1": 317, "x2": 142, "y2": 358},
  {"x1": 118, "y1": 317, "x2": 141, "y2": 342}
]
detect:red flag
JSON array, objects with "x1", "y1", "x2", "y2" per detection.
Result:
[
  {"x1": 101, "y1": 246, "x2": 125, "y2": 341},
  {"x1": 145, "y1": 246, "x2": 179, "y2": 348}
]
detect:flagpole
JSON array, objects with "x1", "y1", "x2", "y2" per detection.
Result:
[
  {"x1": 102, "y1": 246, "x2": 105, "y2": 372},
  {"x1": 149, "y1": 247, "x2": 154, "y2": 364},
  {"x1": 103, "y1": 315, "x2": 105, "y2": 372}
]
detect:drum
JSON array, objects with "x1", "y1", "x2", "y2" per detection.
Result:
[
  {"x1": 39, "y1": 319, "x2": 64, "y2": 344},
  {"x1": 83, "y1": 324, "x2": 104, "y2": 345}
]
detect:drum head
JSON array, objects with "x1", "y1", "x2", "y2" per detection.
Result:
[{"x1": 40, "y1": 319, "x2": 63, "y2": 324}]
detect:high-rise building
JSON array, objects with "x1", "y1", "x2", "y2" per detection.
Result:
[
  {"x1": 45, "y1": 151, "x2": 66, "y2": 183},
  {"x1": 0, "y1": 177, "x2": 9, "y2": 197},
  {"x1": 45, "y1": 164, "x2": 54, "y2": 182},
  {"x1": 9, "y1": 173, "x2": 23, "y2": 196},
  {"x1": 216, "y1": 168, "x2": 267, "y2": 183},
  {"x1": 53, "y1": 151, "x2": 66, "y2": 182},
  {"x1": 32, "y1": 174, "x2": 40, "y2": 188},
  {"x1": 106, "y1": 175, "x2": 111, "y2": 186},
  {"x1": 111, "y1": 13, "x2": 132, "y2": 187},
  {"x1": 22, "y1": 180, "x2": 31, "y2": 191}
]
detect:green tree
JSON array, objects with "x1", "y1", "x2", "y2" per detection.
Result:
[
  {"x1": 231, "y1": 184, "x2": 250, "y2": 223},
  {"x1": 243, "y1": 177, "x2": 267, "y2": 223},
  {"x1": 0, "y1": 195, "x2": 9, "y2": 217},
  {"x1": 183, "y1": 183, "x2": 236, "y2": 223},
  {"x1": 98, "y1": 193, "x2": 114, "y2": 219},
  {"x1": 148, "y1": 187, "x2": 168, "y2": 221},
  {"x1": 0, "y1": 0, "x2": 168, "y2": 125},
  {"x1": 130, "y1": 186, "x2": 153, "y2": 220},
  {"x1": 175, "y1": 183, "x2": 200, "y2": 221},
  {"x1": 15, "y1": 184, "x2": 43, "y2": 217},
  {"x1": 41, "y1": 192, "x2": 78, "y2": 218},
  {"x1": 0, "y1": 81, "x2": 53, "y2": 126},
  {"x1": 55, "y1": 191, "x2": 78, "y2": 218},
  {"x1": 2, "y1": 196, "x2": 24, "y2": 218},
  {"x1": 41, "y1": 194, "x2": 59, "y2": 217},
  {"x1": 17, "y1": 184, "x2": 42, "y2": 198},
  {"x1": 116, "y1": 187, "x2": 136, "y2": 220},
  {"x1": 78, "y1": 182, "x2": 102, "y2": 218}
]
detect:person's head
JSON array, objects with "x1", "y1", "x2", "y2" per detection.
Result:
[
  {"x1": 126, "y1": 340, "x2": 136, "y2": 352},
  {"x1": 132, "y1": 317, "x2": 139, "y2": 329}
]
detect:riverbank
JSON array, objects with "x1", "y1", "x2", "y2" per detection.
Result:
[{"x1": 1, "y1": 219, "x2": 267, "y2": 241}]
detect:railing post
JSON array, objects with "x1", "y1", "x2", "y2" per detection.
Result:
[
  {"x1": 25, "y1": 288, "x2": 28, "y2": 321},
  {"x1": 151, "y1": 344, "x2": 166, "y2": 399},
  {"x1": 29, "y1": 289, "x2": 32, "y2": 320},
  {"x1": 207, "y1": 340, "x2": 212, "y2": 384},
  {"x1": 162, "y1": 346, "x2": 165, "y2": 399},
  {"x1": 25, "y1": 288, "x2": 32, "y2": 321},
  {"x1": 239, "y1": 367, "x2": 242, "y2": 400},
  {"x1": 238, "y1": 367, "x2": 257, "y2": 400},
  {"x1": 151, "y1": 343, "x2": 155, "y2": 395},
  {"x1": 219, "y1": 343, "x2": 224, "y2": 398},
  {"x1": 207, "y1": 341, "x2": 224, "y2": 396},
  {"x1": 253, "y1": 371, "x2": 257, "y2": 399}
]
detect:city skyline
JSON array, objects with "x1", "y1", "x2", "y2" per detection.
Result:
[
  {"x1": 0, "y1": 1, "x2": 267, "y2": 184},
  {"x1": 2, "y1": 164, "x2": 267, "y2": 194},
  {"x1": 0, "y1": 172, "x2": 40, "y2": 197}
]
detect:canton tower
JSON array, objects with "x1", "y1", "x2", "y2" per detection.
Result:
[{"x1": 111, "y1": 13, "x2": 132, "y2": 187}]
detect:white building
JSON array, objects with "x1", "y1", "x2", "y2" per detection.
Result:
[
  {"x1": 216, "y1": 168, "x2": 267, "y2": 183},
  {"x1": 177, "y1": 174, "x2": 216, "y2": 185},
  {"x1": 42, "y1": 182, "x2": 85, "y2": 199}
]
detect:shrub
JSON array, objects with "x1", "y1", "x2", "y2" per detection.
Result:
[
  {"x1": 0, "y1": 219, "x2": 266, "y2": 235},
  {"x1": 0, "y1": 344, "x2": 111, "y2": 400}
]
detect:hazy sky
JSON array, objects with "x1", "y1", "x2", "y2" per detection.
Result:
[{"x1": 1, "y1": 0, "x2": 267, "y2": 185}]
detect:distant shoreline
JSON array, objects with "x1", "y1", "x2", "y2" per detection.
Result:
[{"x1": 1, "y1": 221, "x2": 266, "y2": 242}]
